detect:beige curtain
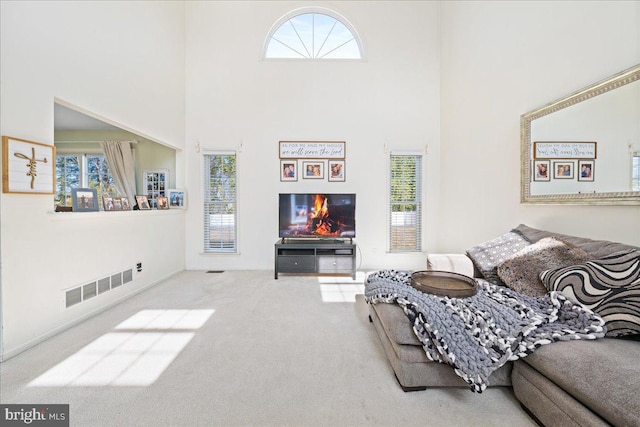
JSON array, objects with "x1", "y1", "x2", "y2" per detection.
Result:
[{"x1": 100, "y1": 140, "x2": 137, "y2": 207}]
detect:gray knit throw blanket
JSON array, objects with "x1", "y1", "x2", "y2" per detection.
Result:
[{"x1": 364, "y1": 270, "x2": 606, "y2": 393}]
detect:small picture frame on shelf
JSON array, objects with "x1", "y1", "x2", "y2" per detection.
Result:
[
  {"x1": 136, "y1": 195, "x2": 151, "y2": 210},
  {"x1": 112, "y1": 197, "x2": 123, "y2": 211},
  {"x1": 103, "y1": 196, "x2": 115, "y2": 211},
  {"x1": 533, "y1": 160, "x2": 550, "y2": 182},
  {"x1": 578, "y1": 160, "x2": 595, "y2": 182},
  {"x1": 302, "y1": 160, "x2": 324, "y2": 179},
  {"x1": 157, "y1": 196, "x2": 169, "y2": 210},
  {"x1": 167, "y1": 189, "x2": 186, "y2": 209},
  {"x1": 280, "y1": 160, "x2": 297, "y2": 182},
  {"x1": 71, "y1": 188, "x2": 99, "y2": 212},
  {"x1": 328, "y1": 160, "x2": 345, "y2": 182},
  {"x1": 553, "y1": 161, "x2": 574, "y2": 179},
  {"x1": 121, "y1": 197, "x2": 132, "y2": 211}
]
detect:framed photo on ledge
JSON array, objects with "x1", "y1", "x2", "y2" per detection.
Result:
[
  {"x1": 71, "y1": 188, "x2": 99, "y2": 212},
  {"x1": 157, "y1": 196, "x2": 169, "y2": 210},
  {"x1": 136, "y1": 195, "x2": 151, "y2": 210},
  {"x1": 103, "y1": 196, "x2": 116, "y2": 211},
  {"x1": 167, "y1": 189, "x2": 186, "y2": 209}
]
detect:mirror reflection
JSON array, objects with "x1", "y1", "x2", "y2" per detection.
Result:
[{"x1": 521, "y1": 64, "x2": 640, "y2": 205}]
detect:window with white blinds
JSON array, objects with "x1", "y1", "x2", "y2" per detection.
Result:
[
  {"x1": 633, "y1": 152, "x2": 640, "y2": 191},
  {"x1": 203, "y1": 153, "x2": 237, "y2": 253},
  {"x1": 389, "y1": 153, "x2": 423, "y2": 252}
]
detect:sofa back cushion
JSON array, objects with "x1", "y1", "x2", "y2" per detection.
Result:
[{"x1": 513, "y1": 224, "x2": 639, "y2": 258}]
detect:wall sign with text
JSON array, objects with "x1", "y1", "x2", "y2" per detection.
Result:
[
  {"x1": 2, "y1": 135, "x2": 56, "y2": 194},
  {"x1": 279, "y1": 141, "x2": 345, "y2": 159},
  {"x1": 533, "y1": 141, "x2": 597, "y2": 159}
]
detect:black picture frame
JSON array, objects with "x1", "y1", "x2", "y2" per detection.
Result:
[{"x1": 71, "y1": 188, "x2": 99, "y2": 212}]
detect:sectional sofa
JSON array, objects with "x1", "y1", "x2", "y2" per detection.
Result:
[{"x1": 367, "y1": 224, "x2": 640, "y2": 427}]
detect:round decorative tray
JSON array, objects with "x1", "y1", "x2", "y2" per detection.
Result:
[{"x1": 410, "y1": 270, "x2": 477, "y2": 298}]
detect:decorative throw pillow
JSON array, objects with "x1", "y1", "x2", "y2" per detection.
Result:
[
  {"x1": 540, "y1": 249, "x2": 640, "y2": 337},
  {"x1": 466, "y1": 231, "x2": 530, "y2": 284},
  {"x1": 497, "y1": 237, "x2": 591, "y2": 297}
]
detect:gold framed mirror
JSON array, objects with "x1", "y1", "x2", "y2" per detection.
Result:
[{"x1": 521, "y1": 64, "x2": 640, "y2": 205}]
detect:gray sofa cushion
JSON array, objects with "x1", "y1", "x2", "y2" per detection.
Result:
[
  {"x1": 521, "y1": 338, "x2": 640, "y2": 427},
  {"x1": 370, "y1": 300, "x2": 422, "y2": 346},
  {"x1": 513, "y1": 224, "x2": 639, "y2": 258}
]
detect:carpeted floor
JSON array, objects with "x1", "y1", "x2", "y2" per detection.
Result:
[{"x1": 0, "y1": 270, "x2": 537, "y2": 426}]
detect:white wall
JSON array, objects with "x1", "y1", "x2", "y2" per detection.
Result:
[
  {"x1": 439, "y1": 1, "x2": 640, "y2": 251},
  {"x1": 2, "y1": 0, "x2": 639, "y2": 359},
  {"x1": 0, "y1": 1, "x2": 186, "y2": 359},
  {"x1": 184, "y1": 1, "x2": 441, "y2": 271}
]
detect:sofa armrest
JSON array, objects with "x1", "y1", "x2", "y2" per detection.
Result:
[{"x1": 427, "y1": 254, "x2": 475, "y2": 277}]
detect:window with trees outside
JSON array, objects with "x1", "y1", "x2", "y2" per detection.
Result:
[
  {"x1": 204, "y1": 153, "x2": 237, "y2": 253},
  {"x1": 389, "y1": 153, "x2": 423, "y2": 252},
  {"x1": 55, "y1": 154, "x2": 117, "y2": 209},
  {"x1": 264, "y1": 8, "x2": 363, "y2": 59}
]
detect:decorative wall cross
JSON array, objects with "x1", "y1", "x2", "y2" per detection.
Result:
[{"x1": 14, "y1": 147, "x2": 48, "y2": 189}]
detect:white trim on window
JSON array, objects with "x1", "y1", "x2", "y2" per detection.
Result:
[
  {"x1": 388, "y1": 151, "x2": 423, "y2": 252},
  {"x1": 203, "y1": 151, "x2": 238, "y2": 254}
]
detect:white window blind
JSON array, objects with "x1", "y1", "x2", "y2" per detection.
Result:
[
  {"x1": 633, "y1": 152, "x2": 640, "y2": 191},
  {"x1": 389, "y1": 153, "x2": 423, "y2": 252},
  {"x1": 204, "y1": 153, "x2": 237, "y2": 253}
]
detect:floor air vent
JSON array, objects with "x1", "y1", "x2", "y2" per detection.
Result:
[
  {"x1": 206, "y1": 270, "x2": 225, "y2": 273},
  {"x1": 65, "y1": 267, "x2": 136, "y2": 309}
]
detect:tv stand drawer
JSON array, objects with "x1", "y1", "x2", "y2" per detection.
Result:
[
  {"x1": 277, "y1": 256, "x2": 315, "y2": 272},
  {"x1": 317, "y1": 256, "x2": 353, "y2": 273}
]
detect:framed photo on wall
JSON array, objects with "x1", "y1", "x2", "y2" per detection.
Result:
[
  {"x1": 553, "y1": 161, "x2": 575, "y2": 179},
  {"x1": 328, "y1": 160, "x2": 345, "y2": 182},
  {"x1": 578, "y1": 160, "x2": 595, "y2": 181},
  {"x1": 302, "y1": 161, "x2": 325, "y2": 179},
  {"x1": 280, "y1": 160, "x2": 297, "y2": 182},
  {"x1": 533, "y1": 160, "x2": 550, "y2": 182},
  {"x1": 71, "y1": 188, "x2": 99, "y2": 212}
]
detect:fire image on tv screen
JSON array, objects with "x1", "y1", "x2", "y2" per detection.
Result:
[{"x1": 279, "y1": 193, "x2": 356, "y2": 238}]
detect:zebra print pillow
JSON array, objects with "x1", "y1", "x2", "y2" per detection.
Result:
[{"x1": 540, "y1": 249, "x2": 640, "y2": 337}]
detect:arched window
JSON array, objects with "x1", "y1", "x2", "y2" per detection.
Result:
[{"x1": 264, "y1": 8, "x2": 363, "y2": 60}]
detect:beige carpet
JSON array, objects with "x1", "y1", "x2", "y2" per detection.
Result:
[{"x1": 0, "y1": 270, "x2": 537, "y2": 426}]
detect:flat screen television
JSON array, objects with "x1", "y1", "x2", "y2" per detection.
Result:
[{"x1": 279, "y1": 193, "x2": 356, "y2": 239}]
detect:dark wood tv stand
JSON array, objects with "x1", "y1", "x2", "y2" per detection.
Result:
[{"x1": 274, "y1": 239, "x2": 357, "y2": 279}]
